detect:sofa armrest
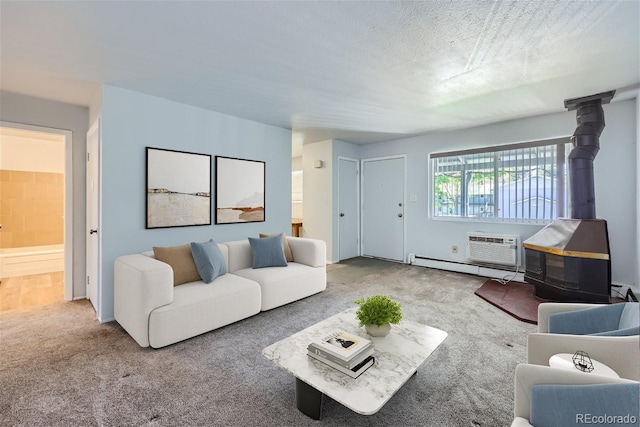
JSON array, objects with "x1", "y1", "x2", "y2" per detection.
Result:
[
  {"x1": 114, "y1": 254, "x2": 174, "y2": 347},
  {"x1": 513, "y1": 364, "x2": 637, "y2": 420},
  {"x1": 286, "y1": 237, "x2": 326, "y2": 267},
  {"x1": 537, "y1": 303, "x2": 603, "y2": 333},
  {"x1": 527, "y1": 333, "x2": 640, "y2": 380}
]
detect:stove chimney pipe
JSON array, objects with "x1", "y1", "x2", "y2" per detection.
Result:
[{"x1": 564, "y1": 90, "x2": 615, "y2": 219}]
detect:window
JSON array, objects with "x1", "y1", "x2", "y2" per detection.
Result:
[{"x1": 431, "y1": 137, "x2": 571, "y2": 222}]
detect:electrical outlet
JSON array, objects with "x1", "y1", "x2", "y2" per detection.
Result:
[{"x1": 451, "y1": 245, "x2": 458, "y2": 254}]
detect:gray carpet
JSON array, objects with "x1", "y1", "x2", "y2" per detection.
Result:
[{"x1": 0, "y1": 260, "x2": 536, "y2": 426}]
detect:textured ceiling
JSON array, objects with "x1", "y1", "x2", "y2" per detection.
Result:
[{"x1": 1, "y1": 1, "x2": 639, "y2": 149}]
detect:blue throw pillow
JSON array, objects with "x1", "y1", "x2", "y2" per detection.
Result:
[
  {"x1": 190, "y1": 239, "x2": 227, "y2": 283},
  {"x1": 248, "y1": 234, "x2": 288, "y2": 269}
]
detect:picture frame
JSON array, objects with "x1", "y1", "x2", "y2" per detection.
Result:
[
  {"x1": 146, "y1": 147, "x2": 211, "y2": 229},
  {"x1": 215, "y1": 156, "x2": 266, "y2": 224}
]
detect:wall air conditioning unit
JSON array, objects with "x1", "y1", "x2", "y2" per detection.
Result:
[{"x1": 466, "y1": 232, "x2": 520, "y2": 268}]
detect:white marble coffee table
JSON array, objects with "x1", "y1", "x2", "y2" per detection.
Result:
[{"x1": 262, "y1": 308, "x2": 448, "y2": 419}]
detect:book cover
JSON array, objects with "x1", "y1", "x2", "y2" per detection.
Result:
[
  {"x1": 311, "y1": 330, "x2": 372, "y2": 361},
  {"x1": 307, "y1": 344, "x2": 374, "y2": 369},
  {"x1": 308, "y1": 352, "x2": 375, "y2": 379}
]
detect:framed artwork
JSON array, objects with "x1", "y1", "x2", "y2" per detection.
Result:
[
  {"x1": 146, "y1": 147, "x2": 211, "y2": 228},
  {"x1": 215, "y1": 156, "x2": 265, "y2": 224}
]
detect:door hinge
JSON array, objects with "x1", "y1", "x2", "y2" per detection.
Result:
[
  {"x1": 87, "y1": 275, "x2": 90, "y2": 285},
  {"x1": 87, "y1": 153, "x2": 90, "y2": 162}
]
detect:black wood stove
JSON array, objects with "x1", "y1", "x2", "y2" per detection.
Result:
[{"x1": 523, "y1": 91, "x2": 615, "y2": 303}]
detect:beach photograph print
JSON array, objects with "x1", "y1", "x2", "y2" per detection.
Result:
[
  {"x1": 146, "y1": 147, "x2": 211, "y2": 228},
  {"x1": 216, "y1": 156, "x2": 265, "y2": 224}
]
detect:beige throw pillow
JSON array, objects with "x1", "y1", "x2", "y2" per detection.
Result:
[
  {"x1": 259, "y1": 232, "x2": 293, "y2": 262},
  {"x1": 153, "y1": 244, "x2": 201, "y2": 286}
]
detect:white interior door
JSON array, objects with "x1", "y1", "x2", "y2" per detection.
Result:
[
  {"x1": 362, "y1": 156, "x2": 405, "y2": 261},
  {"x1": 338, "y1": 157, "x2": 359, "y2": 261},
  {"x1": 86, "y1": 121, "x2": 101, "y2": 314}
]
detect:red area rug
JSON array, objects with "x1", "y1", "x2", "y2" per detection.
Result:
[{"x1": 474, "y1": 279, "x2": 541, "y2": 324}]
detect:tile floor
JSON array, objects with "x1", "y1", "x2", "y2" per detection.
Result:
[{"x1": 0, "y1": 271, "x2": 64, "y2": 311}]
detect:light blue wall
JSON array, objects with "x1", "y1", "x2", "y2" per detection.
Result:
[
  {"x1": 359, "y1": 99, "x2": 638, "y2": 288},
  {"x1": 100, "y1": 85, "x2": 292, "y2": 321}
]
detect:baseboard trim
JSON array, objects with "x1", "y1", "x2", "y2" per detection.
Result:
[{"x1": 411, "y1": 256, "x2": 525, "y2": 282}]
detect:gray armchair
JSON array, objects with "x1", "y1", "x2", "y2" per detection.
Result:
[
  {"x1": 512, "y1": 364, "x2": 639, "y2": 427},
  {"x1": 527, "y1": 302, "x2": 640, "y2": 380}
]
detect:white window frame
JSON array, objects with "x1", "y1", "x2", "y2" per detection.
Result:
[{"x1": 429, "y1": 137, "x2": 572, "y2": 224}]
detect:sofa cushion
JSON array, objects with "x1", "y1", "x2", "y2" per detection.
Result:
[
  {"x1": 224, "y1": 240, "x2": 253, "y2": 272},
  {"x1": 248, "y1": 235, "x2": 288, "y2": 268},
  {"x1": 233, "y1": 262, "x2": 326, "y2": 311},
  {"x1": 260, "y1": 232, "x2": 293, "y2": 262},
  {"x1": 148, "y1": 274, "x2": 262, "y2": 348},
  {"x1": 153, "y1": 244, "x2": 201, "y2": 285},
  {"x1": 191, "y1": 239, "x2": 227, "y2": 283}
]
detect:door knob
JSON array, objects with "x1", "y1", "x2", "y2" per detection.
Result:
[
  {"x1": 398, "y1": 213, "x2": 403, "y2": 218},
  {"x1": 340, "y1": 213, "x2": 345, "y2": 217},
  {"x1": 89, "y1": 229, "x2": 98, "y2": 234}
]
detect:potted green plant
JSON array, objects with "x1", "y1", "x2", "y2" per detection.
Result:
[{"x1": 354, "y1": 295, "x2": 403, "y2": 337}]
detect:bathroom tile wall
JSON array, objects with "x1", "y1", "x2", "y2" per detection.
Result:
[{"x1": 0, "y1": 169, "x2": 64, "y2": 248}]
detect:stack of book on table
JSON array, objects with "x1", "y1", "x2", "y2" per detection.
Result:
[{"x1": 307, "y1": 330, "x2": 375, "y2": 378}]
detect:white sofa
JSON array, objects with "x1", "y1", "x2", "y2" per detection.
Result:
[{"x1": 114, "y1": 237, "x2": 326, "y2": 348}]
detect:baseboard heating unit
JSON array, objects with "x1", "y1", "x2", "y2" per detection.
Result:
[
  {"x1": 409, "y1": 256, "x2": 525, "y2": 282},
  {"x1": 466, "y1": 232, "x2": 520, "y2": 268}
]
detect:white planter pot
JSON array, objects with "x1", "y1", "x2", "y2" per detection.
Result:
[{"x1": 365, "y1": 324, "x2": 391, "y2": 337}]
